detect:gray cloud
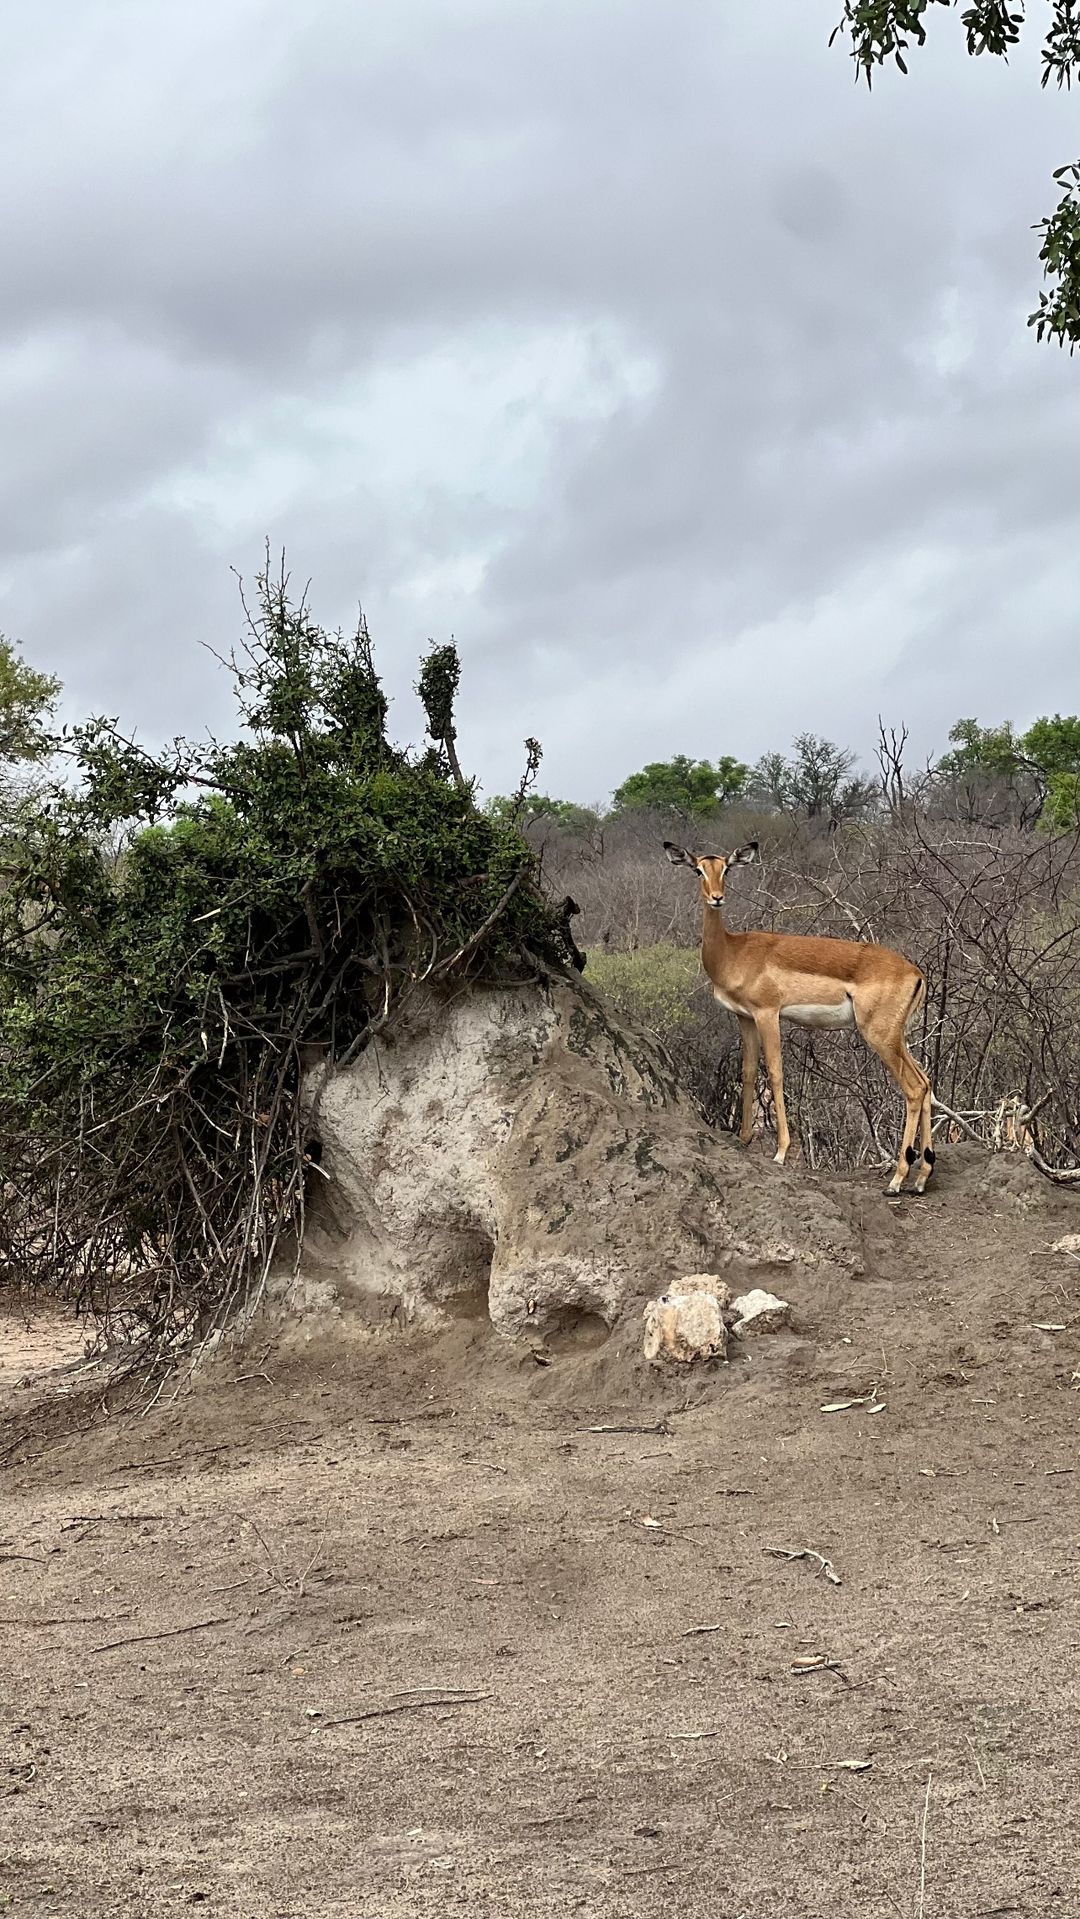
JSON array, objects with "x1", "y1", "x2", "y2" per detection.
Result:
[{"x1": 1, "y1": 0, "x2": 1078, "y2": 798}]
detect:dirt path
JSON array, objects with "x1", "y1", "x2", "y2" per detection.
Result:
[{"x1": 2, "y1": 1148, "x2": 1079, "y2": 1917}]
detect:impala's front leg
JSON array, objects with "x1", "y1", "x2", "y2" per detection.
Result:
[
  {"x1": 755, "y1": 1011, "x2": 790, "y2": 1164},
  {"x1": 737, "y1": 1014, "x2": 759, "y2": 1145}
]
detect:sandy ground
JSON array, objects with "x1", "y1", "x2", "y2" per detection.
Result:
[{"x1": 2, "y1": 1145, "x2": 1080, "y2": 1918}]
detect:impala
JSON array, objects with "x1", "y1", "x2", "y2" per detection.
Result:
[{"x1": 664, "y1": 840, "x2": 935, "y2": 1195}]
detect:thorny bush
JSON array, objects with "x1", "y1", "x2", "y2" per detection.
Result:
[{"x1": 0, "y1": 564, "x2": 576, "y2": 1365}]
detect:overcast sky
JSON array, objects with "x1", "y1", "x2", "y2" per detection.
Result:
[{"x1": 1, "y1": 1, "x2": 1078, "y2": 803}]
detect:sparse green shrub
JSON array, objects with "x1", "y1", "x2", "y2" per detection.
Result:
[
  {"x1": 585, "y1": 942, "x2": 742, "y2": 1127},
  {"x1": 585, "y1": 943, "x2": 700, "y2": 1031}
]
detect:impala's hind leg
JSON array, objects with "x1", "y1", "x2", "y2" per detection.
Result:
[
  {"x1": 855, "y1": 1001, "x2": 932, "y2": 1195},
  {"x1": 909, "y1": 1073, "x2": 936, "y2": 1195}
]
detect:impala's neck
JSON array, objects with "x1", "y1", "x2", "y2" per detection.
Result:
[{"x1": 701, "y1": 901, "x2": 734, "y2": 981}]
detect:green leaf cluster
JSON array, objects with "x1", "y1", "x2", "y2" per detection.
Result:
[{"x1": 0, "y1": 634, "x2": 60, "y2": 765}]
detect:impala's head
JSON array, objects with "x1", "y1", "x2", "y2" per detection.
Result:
[{"x1": 663, "y1": 839, "x2": 758, "y2": 909}]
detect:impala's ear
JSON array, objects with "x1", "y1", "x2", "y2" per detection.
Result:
[
  {"x1": 663, "y1": 841, "x2": 697, "y2": 869},
  {"x1": 728, "y1": 841, "x2": 759, "y2": 866}
]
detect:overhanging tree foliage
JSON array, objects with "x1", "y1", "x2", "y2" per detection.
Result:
[
  {"x1": 829, "y1": 1, "x2": 1080, "y2": 348},
  {"x1": 0, "y1": 563, "x2": 576, "y2": 1362}
]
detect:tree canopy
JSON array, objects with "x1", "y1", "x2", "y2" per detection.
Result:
[
  {"x1": 610, "y1": 754, "x2": 749, "y2": 816},
  {"x1": 749, "y1": 733, "x2": 878, "y2": 825},
  {"x1": 936, "y1": 711, "x2": 1080, "y2": 826},
  {"x1": 829, "y1": 2, "x2": 1080, "y2": 348}
]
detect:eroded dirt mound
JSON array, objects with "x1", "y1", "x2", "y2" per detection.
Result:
[{"x1": 296, "y1": 978, "x2": 857, "y2": 1356}]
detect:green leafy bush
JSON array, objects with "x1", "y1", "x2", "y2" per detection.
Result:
[{"x1": 0, "y1": 563, "x2": 575, "y2": 1362}]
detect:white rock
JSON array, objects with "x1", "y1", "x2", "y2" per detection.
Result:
[
  {"x1": 643, "y1": 1283, "x2": 728, "y2": 1366},
  {"x1": 730, "y1": 1288, "x2": 792, "y2": 1335},
  {"x1": 1051, "y1": 1233, "x2": 1080, "y2": 1256}
]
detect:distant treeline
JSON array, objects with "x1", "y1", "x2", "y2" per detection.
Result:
[{"x1": 485, "y1": 716, "x2": 1080, "y2": 834}]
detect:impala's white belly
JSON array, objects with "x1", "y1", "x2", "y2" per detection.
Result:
[
  {"x1": 712, "y1": 986, "x2": 856, "y2": 1030},
  {"x1": 781, "y1": 999, "x2": 855, "y2": 1030}
]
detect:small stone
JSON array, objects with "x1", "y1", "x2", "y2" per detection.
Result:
[
  {"x1": 1052, "y1": 1233, "x2": 1080, "y2": 1256},
  {"x1": 730, "y1": 1289, "x2": 792, "y2": 1336}
]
